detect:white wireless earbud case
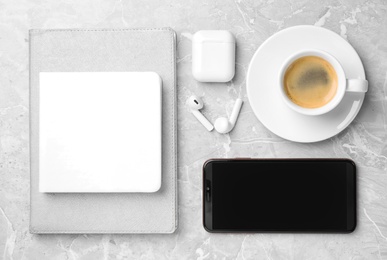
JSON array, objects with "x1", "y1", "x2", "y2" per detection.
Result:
[{"x1": 192, "y1": 30, "x2": 235, "y2": 82}]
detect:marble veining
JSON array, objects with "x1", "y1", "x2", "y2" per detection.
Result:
[{"x1": 0, "y1": 0, "x2": 387, "y2": 259}]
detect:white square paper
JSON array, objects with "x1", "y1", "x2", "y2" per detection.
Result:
[{"x1": 39, "y1": 72, "x2": 162, "y2": 193}]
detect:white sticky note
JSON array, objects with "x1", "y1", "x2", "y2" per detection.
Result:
[{"x1": 39, "y1": 72, "x2": 162, "y2": 193}]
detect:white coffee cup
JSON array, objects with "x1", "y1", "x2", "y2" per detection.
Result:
[{"x1": 278, "y1": 49, "x2": 368, "y2": 116}]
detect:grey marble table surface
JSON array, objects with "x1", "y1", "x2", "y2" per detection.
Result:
[{"x1": 1, "y1": 0, "x2": 387, "y2": 259}]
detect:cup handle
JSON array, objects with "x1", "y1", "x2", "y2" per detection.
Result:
[{"x1": 346, "y1": 79, "x2": 368, "y2": 93}]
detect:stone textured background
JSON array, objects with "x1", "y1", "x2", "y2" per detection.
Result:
[{"x1": 0, "y1": 0, "x2": 386, "y2": 259}]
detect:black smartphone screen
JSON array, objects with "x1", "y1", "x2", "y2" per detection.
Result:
[{"x1": 203, "y1": 159, "x2": 356, "y2": 233}]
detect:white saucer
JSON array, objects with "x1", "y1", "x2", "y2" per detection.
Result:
[{"x1": 246, "y1": 25, "x2": 366, "y2": 143}]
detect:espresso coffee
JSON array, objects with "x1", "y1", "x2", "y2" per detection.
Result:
[{"x1": 284, "y1": 56, "x2": 338, "y2": 108}]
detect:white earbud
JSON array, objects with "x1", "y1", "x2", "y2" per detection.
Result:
[
  {"x1": 187, "y1": 96, "x2": 214, "y2": 131},
  {"x1": 214, "y1": 99, "x2": 243, "y2": 134}
]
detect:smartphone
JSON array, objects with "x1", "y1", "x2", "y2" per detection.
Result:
[{"x1": 203, "y1": 159, "x2": 356, "y2": 233}]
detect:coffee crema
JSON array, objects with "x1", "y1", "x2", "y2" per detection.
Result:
[{"x1": 284, "y1": 56, "x2": 338, "y2": 109}]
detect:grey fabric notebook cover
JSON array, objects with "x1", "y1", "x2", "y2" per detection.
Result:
[{"x1": 30, "y1": 28, "x2": 177, "y2": 234}]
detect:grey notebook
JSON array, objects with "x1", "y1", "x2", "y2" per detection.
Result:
[{"x1": 30, "y1": 28, "x2": 177, "y2": 233}]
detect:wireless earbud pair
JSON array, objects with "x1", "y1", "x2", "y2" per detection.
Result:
[{"x1": 187, "y1": 96, "x2": 243, "y2": 134}]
